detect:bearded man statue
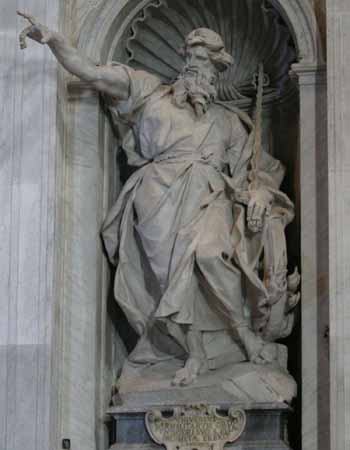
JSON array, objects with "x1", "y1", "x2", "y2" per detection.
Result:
[{"x1": 18, "y1": 12, "x2": 298, "y2": 389}]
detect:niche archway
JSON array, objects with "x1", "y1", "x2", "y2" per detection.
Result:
[{"x1": 59, "y1": 1, "x2": 326, "y2": 449}]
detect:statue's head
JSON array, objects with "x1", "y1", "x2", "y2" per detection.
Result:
[
  {"x1": 173, "y1": 28, "x2": 233, "y2": 116},
  {"x1": 182, "y1": 28, "x2": 233, "y2": 74}
]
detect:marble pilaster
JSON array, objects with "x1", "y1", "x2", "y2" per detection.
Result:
[
  {"x1": 0, "y1": 2, "x2": 60, "y2": 450},
  {"x1": 327, "y1": 2, "x2": 350, "y2": 450},
  {"x1": 291, "y1": 64, "x2": 328, "y2": 450}
]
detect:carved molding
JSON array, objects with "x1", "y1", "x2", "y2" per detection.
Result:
[
  {"x1": 290, "y1": 63, "x2": 327, "y2": 87},
  {"x1": 267, "y1": 0, "x2": 324, "y2": 64}
]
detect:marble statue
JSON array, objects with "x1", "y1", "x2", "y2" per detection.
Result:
[{"x1": 18, "y1": 11, "x2": 300, "y2": 391}]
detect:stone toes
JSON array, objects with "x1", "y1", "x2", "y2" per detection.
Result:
[
  {"x1": 171, "y1": 369, "x2": 187, "y2": 386},
  {"x1": 172, "y1": 368, "x2": 197, "y2": 387},
  {"x1": 180, "y1": 374, "x2": 195, "y2": 386}
]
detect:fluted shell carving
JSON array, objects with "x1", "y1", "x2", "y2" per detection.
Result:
[{"x1": 125, "y1": 0, "x2": 296, "y2": 101}]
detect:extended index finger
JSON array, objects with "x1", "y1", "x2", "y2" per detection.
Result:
[{"x1": 17, "y1": 10, "x2": 37, "y2": 25}]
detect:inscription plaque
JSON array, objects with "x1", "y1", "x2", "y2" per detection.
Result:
[{"x1": 145, "y1": 405, "x2": 246, "y2": 450}]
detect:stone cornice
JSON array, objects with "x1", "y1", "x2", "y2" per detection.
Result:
[{"x1": 290, "y1": 63, "x2": 327, "y2": 86}]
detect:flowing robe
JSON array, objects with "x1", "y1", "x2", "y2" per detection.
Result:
[{"x1": 102, "y1": 65, "x2": 293, "y2": 363}]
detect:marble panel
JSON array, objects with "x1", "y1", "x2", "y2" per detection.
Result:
[
  {"x1": 327, "y1": 4, "x2": 350, "y2": 450},
  {"x1": 0, "y1": 1, "x2": 60, "y2": 450}
]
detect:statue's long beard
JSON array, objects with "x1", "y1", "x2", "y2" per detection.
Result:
[{"x1": 172, "y1": 70, "x2": 217, "y2": 117}]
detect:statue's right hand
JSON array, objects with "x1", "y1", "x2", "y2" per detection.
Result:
[{"x1": 17, "y1": 10, "x2": 53, "y2": 49}]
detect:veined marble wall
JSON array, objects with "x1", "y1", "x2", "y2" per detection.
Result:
[
  {"x1": 327, "y1": 1, "x2": 350, "y2": 450},
  {"x1": 0, "y1": 1, "x2": 60, "y2": 450}
]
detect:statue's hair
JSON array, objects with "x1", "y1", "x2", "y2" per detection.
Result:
[{"x1": 181, "y1": 28, "x2": 233, "y2": 72}]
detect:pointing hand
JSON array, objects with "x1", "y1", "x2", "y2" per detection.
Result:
[{"x1": 17, "y1": 10, "x2": 53, "y2": 49}]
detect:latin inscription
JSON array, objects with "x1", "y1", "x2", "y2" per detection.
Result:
[{"x1": 145, "y1": 405, "x2": 246, "y2": 450}]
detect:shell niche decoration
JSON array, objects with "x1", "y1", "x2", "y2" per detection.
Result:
[{"x1": 124, "y1": 0, "x2": 297, "y2": 102}]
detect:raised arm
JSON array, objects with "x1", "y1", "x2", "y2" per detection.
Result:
[{"x1": 17, "y1": 11, "x2": 129, "y2": 101}]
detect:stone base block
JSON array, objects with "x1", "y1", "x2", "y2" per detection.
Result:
[{"x1": 108, "y1": 404, "x2": 292, "y2": 450}]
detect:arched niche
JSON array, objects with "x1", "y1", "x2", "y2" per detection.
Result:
[{"x1": 59, "y1": 1, "x2": 326, "y2": 450}]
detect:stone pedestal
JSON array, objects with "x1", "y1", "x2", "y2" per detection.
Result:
[
  {"x1": 108, "y1": 403, "x2": 291, "y2": 450},
  {"x1": 108, "y1": 360, "x2": 295, "y2": 450}
]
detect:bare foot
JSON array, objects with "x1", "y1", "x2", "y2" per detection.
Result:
[
  {"x1": 236, "y1": 326, "x2": 278, "y2": 365},
  {"x1": 251, "y1": 342, "x2": 278, "y2": 365},
  {"x1": 172, "y1": 357, "x2": 209, "y2": 387}
]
